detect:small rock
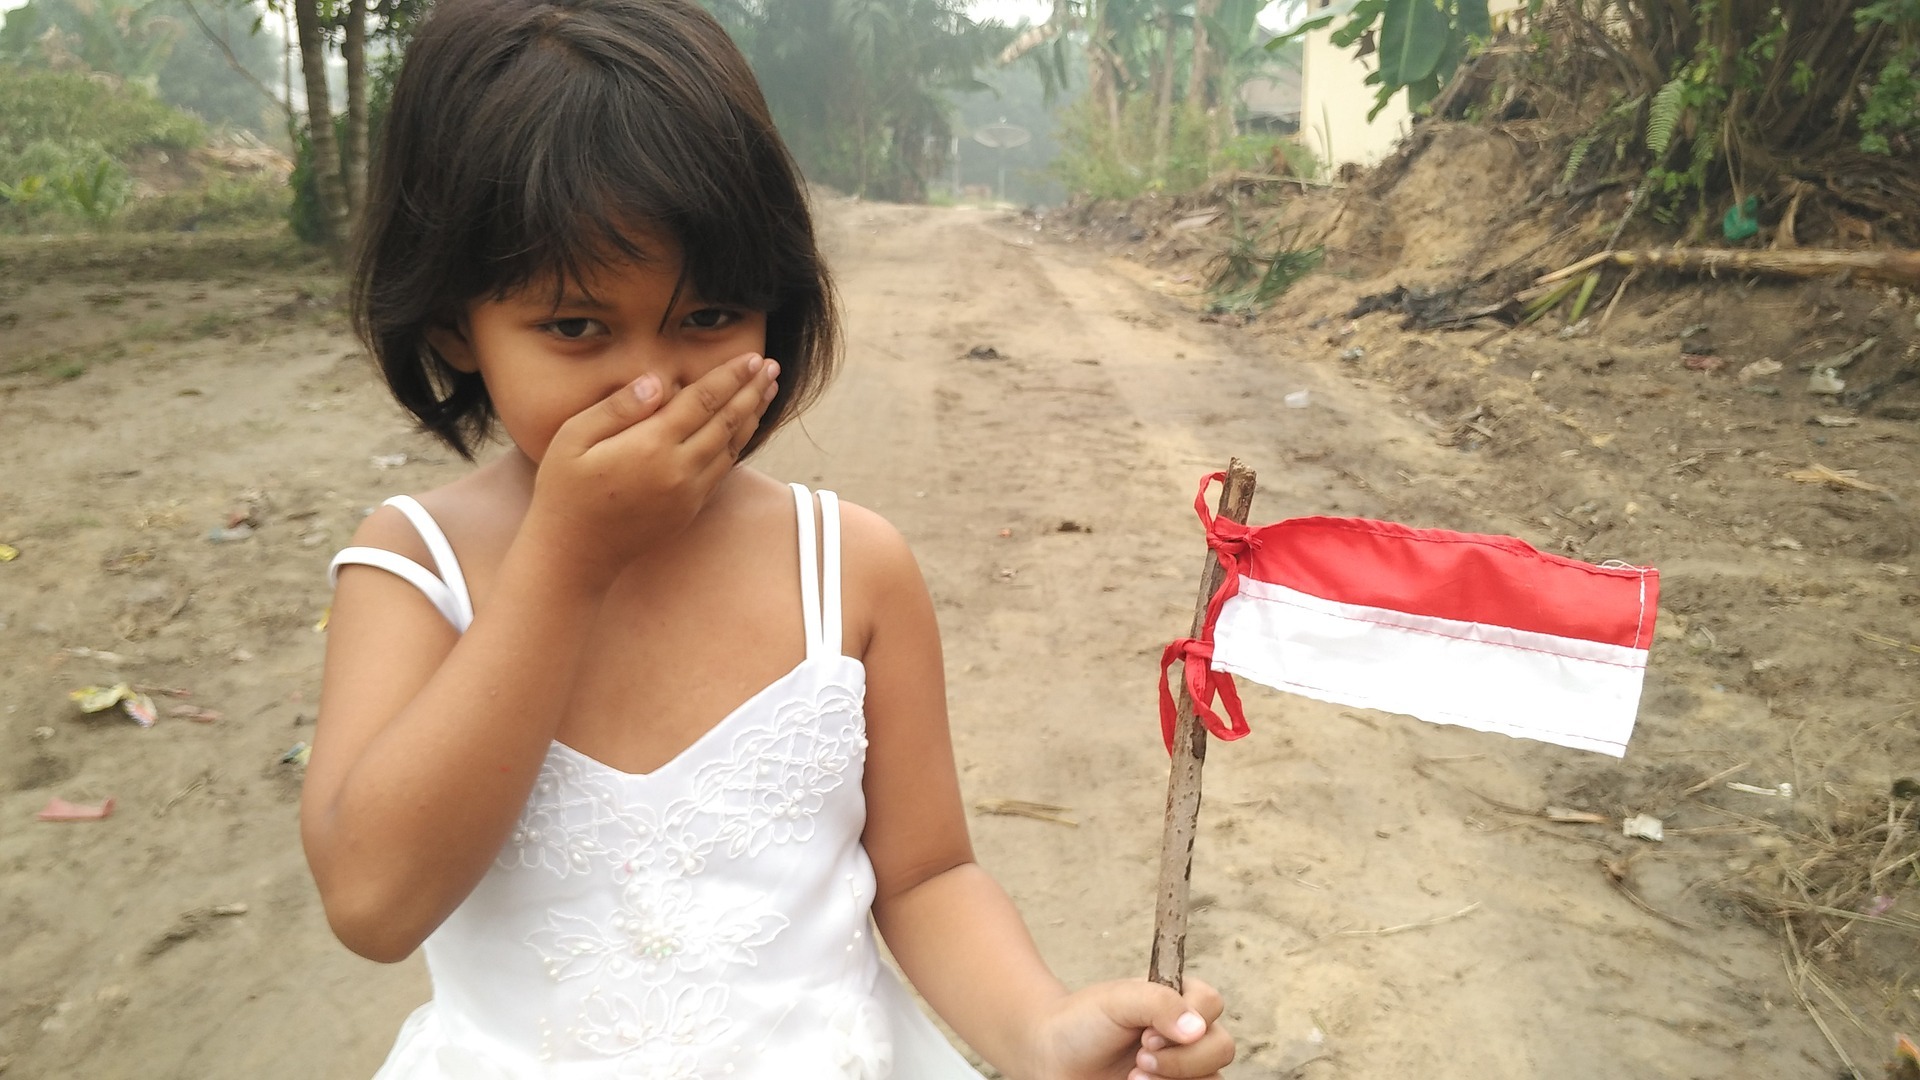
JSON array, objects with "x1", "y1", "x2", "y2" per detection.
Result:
[{"x1": 1622, "y1": 814, "x2": 1665, "y2": 842}]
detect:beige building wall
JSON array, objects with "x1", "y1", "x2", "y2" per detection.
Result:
[
  {"x1": 1297, "y1": 0, "x2": 1524, "y2": 169},
  {"x1": 1299, "y1": 15, "x2": 1411, "y2": 168}
]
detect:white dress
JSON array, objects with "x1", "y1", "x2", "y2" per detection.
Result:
[{"x1": 330, "y1": 485, "x2": 985, "y2": 1080}]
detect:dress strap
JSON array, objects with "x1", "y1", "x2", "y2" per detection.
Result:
[
  {"x1": 326, "y1": 496, "x2": 475, "y2": 633},
  {"x1": 818, "y1": 490, "x2": 843, "y2": 656},
  {"x1": 790, "y1": 483, "x2": 825, "y2": 660}
]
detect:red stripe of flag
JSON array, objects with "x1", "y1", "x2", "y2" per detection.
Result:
[{"x1": 1238, "y1": 517, "x2": 1659, "y2": 650}]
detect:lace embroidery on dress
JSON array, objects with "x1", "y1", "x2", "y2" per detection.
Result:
[
  {"x1": 505, "y1": 675, "x2": 869, "y2": 1065},
  {"x1": 497, "y1": 679, "x2": 868, "y2": 879}
]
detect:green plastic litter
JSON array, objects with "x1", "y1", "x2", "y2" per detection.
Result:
[{"x1": 1722, "y1": 195, "x2": 1761, "y2": 242}]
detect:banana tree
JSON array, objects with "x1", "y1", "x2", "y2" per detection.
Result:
[{"x1": 711, "y1": 0, "x2": 1001, "y2": 200}]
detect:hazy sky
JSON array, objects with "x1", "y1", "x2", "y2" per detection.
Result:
[
  {"x1": 970, "y1": 0, "x2": 1052, "y2": 24},
  {"x1": 0, "y1": 0, "x2": 1054, "y2": 18}
]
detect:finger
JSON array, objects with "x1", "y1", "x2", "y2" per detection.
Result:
[
  {"x1": 680, "y1": 358, "x2": 778, "y2": 464},
  {"x1": 729, "y1": 360, "x2": 781, "y2": 457},
  {"x1": 1181, "y1": 978, "x2": 1226, "y2": 1025},
  {"x1": 652, "y1": 352, "x2": 767, "y2": 442},
  {"x1": 1096, "y1": 980, "x2": 1213, "y2": 1048},
  {"x1": 555, "y1": 373, "x2": 666, "y2": 451},
  {"x1": 680, "y1": 363, "x2": 778, "y2": 496},
  {"x1": 1136, "y1": 1023, "x2": 1234, "y2": 1078}
]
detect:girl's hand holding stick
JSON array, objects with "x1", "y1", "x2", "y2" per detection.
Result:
[{"x1": 1024, "y1": 975, "x2": 1234, "y2": 1079}]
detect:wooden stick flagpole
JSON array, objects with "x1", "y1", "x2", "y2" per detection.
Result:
[{"x1": 1149, "y1": 459, "x2": 1257, "y2": 990}]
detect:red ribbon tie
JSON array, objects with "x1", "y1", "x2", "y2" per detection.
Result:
[{"x1": 1156, "y1": 471, "x2": 1259, "y2": 753}]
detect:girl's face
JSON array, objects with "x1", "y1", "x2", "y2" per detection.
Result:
[{"x1": 428, "y1": 238, "x2": 769, "y2": 463}]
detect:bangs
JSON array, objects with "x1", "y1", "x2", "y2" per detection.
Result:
[
  {"x1": 452, "y1": 32, "x2": 789, "y2": 312},
  {"x1": 353, "y1": 0, "x2": 838, "y2": 461}
]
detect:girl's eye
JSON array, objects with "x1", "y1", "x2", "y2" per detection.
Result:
[
  {"x1": 684, "y1": 308, "x2": 741, "y2": 331},
  {"x1": 543, "y1": 318, "x2": 604, "y2": 340}
]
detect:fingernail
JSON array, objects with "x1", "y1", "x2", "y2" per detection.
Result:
[
  {"x1": 1176, "y1": 1011, "x2": 1205, "y2": 1038},
  {"x1": 633, "y1": 375, "x2": 659, "y2": 402},
  {"x1": 1142, "y1": 1033, "x2": 1168, "y2": 1051},
  {"x1": 762, "y1": 382, "x2": 777, "y2": 402},
  {"x1": 764, "y1": 360, "x2": 780, "y2": 380},
  {"x1": 1136, "y1": 1052, "x2": 1158, "y2": 1072},
  {"x1": 747, "y1": 354, "x2": 765, "y2": 373},
  {"x1": 1128, "y1": 1071, "x2": 1150, "y2": 1080}
]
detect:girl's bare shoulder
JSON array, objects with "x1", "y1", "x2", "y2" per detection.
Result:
[
  {"x1": 835, "y1": 498, "x2": 918, "y2": 576},
  {"x1": 341, "y1": 456, "x2": 531, "y2": 571}
]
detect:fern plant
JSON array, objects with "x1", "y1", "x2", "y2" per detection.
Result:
[
  {"x1": 1558, "y1": 93, "x2": 1645, "y2": 189},
  {"x1": 1645, "y1": 77, "x2": 1686, "y2": 159}
]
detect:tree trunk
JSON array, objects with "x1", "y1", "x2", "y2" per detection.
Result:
[
  {"x1": 343, "y1": 0, "x2": 369, "y2": 233},
  {"x1": 282, "y1": 8, "x2": 294, "y2": 125},
  {"x1": 1093, "y1": 50, "x2": 1123, "y2": 151},
  {"x1": 1187, "y1": 0, "x2": 1226, "y2": 157},
  {"x1": 1186, "y1": 0, "x2": 1214, "y2": 111},
  {"x1": 857, "y1": 112, "x2": 869, "y2": 197},
  {"x1": 1150, "y1": 13, "x2": 1179, "y2": 182},
  {"x1": 293, "y1": 0, "x2": 348, "y2": 260}
]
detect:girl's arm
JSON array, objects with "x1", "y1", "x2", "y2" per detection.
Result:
[
  {"x1": 852, "y1": 506, "x2": 1234, "y2": 1080},
  {"x1": 302, "y1": 358, "x2": 777, "y2": 963}
]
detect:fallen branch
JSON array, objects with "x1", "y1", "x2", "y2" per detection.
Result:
[
  {"x1": 974, "y1": 797, "x2": 1079, "y2": 827},
  {"x1": 1537, "y1": 247, "x2": 1920, "y2": 289},
  {"x1": 1784, "y1": 463, "x2": 1889, "y2": 494},
  {"x1": 1602, "y1": 856, "x2": 1700, "y2": 930},
  {"x1": 1289, "y1": 902, "x2": 1483, "y2": 953},
  {"x1": 1681, "y1": 761, "x2": 1751, "y2": 797},
  {"x1": 1332, "y1": 901, "x2": 1483, "y2": 938}
]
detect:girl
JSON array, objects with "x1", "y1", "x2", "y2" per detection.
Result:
[{"x1": 305, "y1": 1, "x2": 1236, "y2": 1077}]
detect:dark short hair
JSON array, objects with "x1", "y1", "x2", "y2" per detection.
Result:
[{"x1": 352, "y1": 0, "x2": 838, "y2": 460}]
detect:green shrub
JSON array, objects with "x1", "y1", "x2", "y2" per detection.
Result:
[
  {"x1": 286, "y1": 120, "x2": 329, "y2": 245},
  {"x1": 0, "y1": 67, "x2": 203, "y2": 160},
  {"x1": 0, "y1": 138, "x2": 128, "y2": 225}
]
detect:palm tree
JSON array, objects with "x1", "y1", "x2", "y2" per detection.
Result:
[{"x1": 712, "y1": 0, "x2": 1002, "y2": 200}]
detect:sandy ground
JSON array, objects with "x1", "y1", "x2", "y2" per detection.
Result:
[{"x1": 2, "y1": 180, "x2": 1916, "y2": 1078}]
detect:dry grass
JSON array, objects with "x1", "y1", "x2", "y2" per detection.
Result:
[
  {"x1": 1726, "y1": 785, "x2": 1920, "y2": 1074},
  {"x1": 1732, "y1": 790, "x2": 1920, "y2": 953}
]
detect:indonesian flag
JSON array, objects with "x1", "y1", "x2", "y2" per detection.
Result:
[{"x1": 1161, "y1": 473, "x2": 1660, "y2": 758}]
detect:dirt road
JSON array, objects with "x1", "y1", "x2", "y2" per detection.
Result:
[{"x1": 0, "y1": 197, "x2": 1894, "y2": 1077}]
